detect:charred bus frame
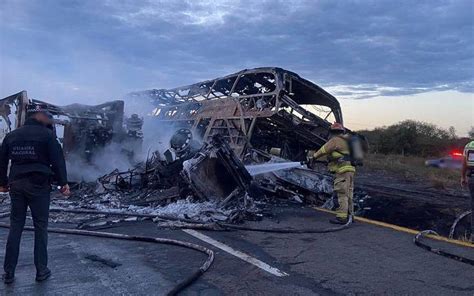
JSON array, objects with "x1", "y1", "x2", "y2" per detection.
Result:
[{"x1": 129, "y1": 67, "x2": 343, "y2": 160}]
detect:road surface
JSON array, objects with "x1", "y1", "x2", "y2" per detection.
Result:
[{"x1": 0, "y1": 205, "x2": 473, "y2": 295}]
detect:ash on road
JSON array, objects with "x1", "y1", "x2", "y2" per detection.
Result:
[{"x1": 1, "y1": 205, "x2": 473, "y2": 296}]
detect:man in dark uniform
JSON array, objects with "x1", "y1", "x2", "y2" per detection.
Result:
[{"x1": 0, "y1": 103, "x2": 70, "y2": 284}]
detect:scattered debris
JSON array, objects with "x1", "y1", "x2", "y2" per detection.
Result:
[
  {"x1": 1, "y1": 68, "x2": 364, "y2": 227},
  {"x1": 181, "y1": 135, "x2": 252, "y2": 204}
]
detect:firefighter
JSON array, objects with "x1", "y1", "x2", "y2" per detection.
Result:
[
  {"x1": 0, "y1": 103, "x2": 70, "y2": 284},
  {"x1": 461, "y1": 139, "x2": 474, "y2": 242},
  {"x1": 312, "y1": 122, "x2": 355, "y2": 224}
]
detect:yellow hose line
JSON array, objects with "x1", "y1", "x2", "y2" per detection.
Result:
[{"x1": 314, "y1": 207, "x2": 473, "y2": 249}]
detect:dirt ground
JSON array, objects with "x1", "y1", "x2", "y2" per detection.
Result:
[
  {"x1": 362, "y1": 153, "x2": 460, "y2": 189},
  {"x1": 356, "y1": 154, "x2": 470, "y2": 237}
]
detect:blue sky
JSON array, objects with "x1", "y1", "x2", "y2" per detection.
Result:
[{"x1": 0, "y1": 0, "x2": 473, "y2": 134}]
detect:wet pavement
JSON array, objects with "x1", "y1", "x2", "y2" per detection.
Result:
[{"x1": 0, "y1": 205, "x2": 473, "y2": 295}]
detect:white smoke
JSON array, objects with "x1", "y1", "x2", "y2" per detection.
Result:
[
  {"x1": 66, "y1": 142, "x2": 137, "y2": 182},
  {"x1": 122, "y1": 93, "x2": 181, "y2": 157},
  {"x1": 65, "y1": 93, "x2": 184, "y2": 182}
]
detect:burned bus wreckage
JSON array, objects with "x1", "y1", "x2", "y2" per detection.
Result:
[
  {"x1": 1, "y1": 69, "x2": 471, "y2": 296},
  {"x1": 0, "y1": 68, "x2": 368, "y2": 224},
  {"x1": 0, "y1": 90, "x2": 143, "y2": 161},
  {"x1": 129, "y1": 67, "x2": 342, "y2": 160},
  {"x1": 124, "y1": 68, "x2": 366, "y2": 210}
]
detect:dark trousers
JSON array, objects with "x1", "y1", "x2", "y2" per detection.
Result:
[
  {"x1": 3, "y1": 177, "x2": 50, "y2": 274},
  {"x1": 469, "y1": 176, "x2": 474, "y2": 242}
]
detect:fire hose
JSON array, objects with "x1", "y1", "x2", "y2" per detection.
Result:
[
  {"x1": 51, "y1": 208, "x2": 474, "y2": 266},
  {"x1": 49, "y1": 207, "x2": 353, "y2": 233},
  {"x1": 448, "y1": 210, "x2": 472, "y2": 239},
  {"x1": 0, "y1": 223, "x2": 214, "y2": 295},
  {"x1": 3, "y1": 207, "x2": 353, "y2": 233},
  {"x1": 0, "y1": 206, "x2": 350, "y2": 294},
  {"x1": 413, "y1": 230, "x2": 474, "y2": 266},
  {"x1": 217, "y1": 215, "x2": 353, "y2": 233}
]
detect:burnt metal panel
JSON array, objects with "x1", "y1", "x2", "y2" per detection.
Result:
[
  {"x1": 128, "y1": 67, "x2": 343, "y2": 161},
  {"x1": 0, "y1": 91, "x2": 29, "y2": 135},
  {"x1": 0, "y1": 92, "x2": 128, "y2": 161},
  {"x1": 181, "y1": 135, "x2": 252, "y2": 202}
]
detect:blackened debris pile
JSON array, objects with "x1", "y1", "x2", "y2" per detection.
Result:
[
  {"x1": 1, "y1": 68, "x2": 366, "y2": 225},
  {"x1": 182, "y1": 135, "x2": 252, "y2": 204},
  {"x1": 61, "y1": 130, "x2": 261, "y2": 224}
]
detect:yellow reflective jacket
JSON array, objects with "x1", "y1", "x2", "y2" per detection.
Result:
[{"x1": 313, "y1": 136, "x2": 355, "y2": 174}]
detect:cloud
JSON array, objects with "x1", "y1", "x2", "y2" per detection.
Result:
[
  {"x1": 0, "y1": 0, "x2": 472, "y2": 103},
  {"x1": 325, "y1": 84, "x2": 456, "y2": 100},
  {"x1": 106, "y1": 0, "x2": 238, "y2": 27},
  {"x1": 103, "y1": 0, "x2": 304, "y2": 27}
]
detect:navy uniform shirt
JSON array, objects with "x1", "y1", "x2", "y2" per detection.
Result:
[{"x1": 0, "y1": 118, "x2": 67, "y2": 186}]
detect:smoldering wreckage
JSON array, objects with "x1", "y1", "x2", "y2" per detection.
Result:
[
  {"x1": 1, "y1": 68, "x2": 471, "y2": 293},
  {"x1": 1, "y1": 68, "x2": 369, "y2": 224}
]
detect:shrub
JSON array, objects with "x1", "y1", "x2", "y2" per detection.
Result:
[{"x1": 358, "y1": 120, "x2": 459, "y2": 157}]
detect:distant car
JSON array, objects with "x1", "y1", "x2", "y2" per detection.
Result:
[{"x1": 425, "y1": 153, "x2": 463, "y2": 169}]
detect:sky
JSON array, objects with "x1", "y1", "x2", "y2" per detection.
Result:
[{"x1": 0, "y1": 0, "x2": 473, "y2": 135}]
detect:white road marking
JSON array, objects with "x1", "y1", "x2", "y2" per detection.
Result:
[{"x1": 183, "y1": 229, "x2": 289, "y2": 277}]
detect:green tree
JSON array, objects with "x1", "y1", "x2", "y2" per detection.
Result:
[{"x1": 358, "y1": 120, "x2": 456, "y2": 157}]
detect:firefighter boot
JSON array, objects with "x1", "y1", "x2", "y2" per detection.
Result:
[{"x1": 329, "y1": 216, "x2": 349, "y2": 225}]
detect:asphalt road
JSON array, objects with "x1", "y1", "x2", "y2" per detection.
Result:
[{"x1": 0, "y1": 205, "x2": 473, "y2": 295}]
